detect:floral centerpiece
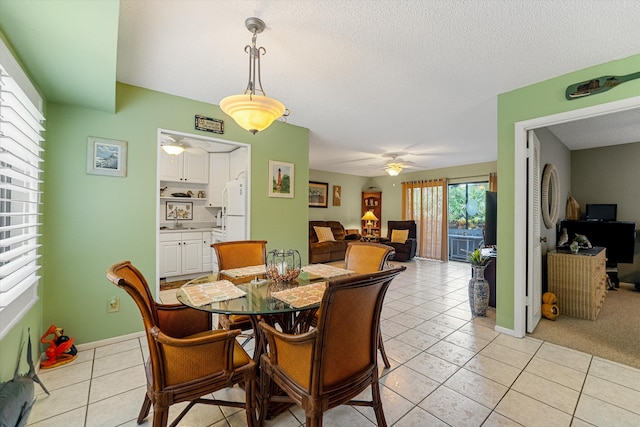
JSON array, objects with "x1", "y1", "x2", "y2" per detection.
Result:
[{"x1": 266, "y1": 249, "x2": 301, "y2": 283}]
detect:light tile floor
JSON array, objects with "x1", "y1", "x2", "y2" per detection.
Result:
[{"x1": 28, "y1": 259, "x2": 640, "y2": 426}]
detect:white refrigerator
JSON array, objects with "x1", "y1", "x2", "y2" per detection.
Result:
[{"x1": 222, "y1": 178, "x2": 246, "y2": 241}]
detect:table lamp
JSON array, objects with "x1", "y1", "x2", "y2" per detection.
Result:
[{"x1": 361, "y1": 210, "x2": 379, "y2": 236}]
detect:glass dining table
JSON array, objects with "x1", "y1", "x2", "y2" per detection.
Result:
[
  {"x1": 176, "y1": 264, "x2": 355, "y2": 420},
  {"x1": 176, "y1": 266, "x2": 353, "y2": 362}
]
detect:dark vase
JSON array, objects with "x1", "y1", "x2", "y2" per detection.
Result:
[{"x1": 469, "y1": 265, "x2": 489, "y2": 316}]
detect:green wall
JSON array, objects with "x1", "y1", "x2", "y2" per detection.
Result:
[
  {"x1": 308, "y1": 170, "x2": 369, "y2": 231},
  {"x1": 496, "y1": 54, "x2": 640, "y2": 330},
  {"x1": 0, "y1": 83, "x2": 309, "y2": 380}
]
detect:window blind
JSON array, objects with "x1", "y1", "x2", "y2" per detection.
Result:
[{"x1": 0, "y1": 40, "x2": 45, "y2": 340}]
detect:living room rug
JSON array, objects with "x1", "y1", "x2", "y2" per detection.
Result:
[{"x1": 529, "y1": 282, "x2": 640, "y2": 369}]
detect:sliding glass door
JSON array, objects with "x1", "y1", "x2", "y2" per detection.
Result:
[{"x1": 448, "y1": 182, "x2": 488, "y2": 261}]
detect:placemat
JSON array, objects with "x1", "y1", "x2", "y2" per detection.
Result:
[
  {"x1": 302, "y1": 264, "x2": 354, "y2": 278},
  {"x1": 180, "y1": 280, "x2": 246, "y2": 306},
  {"x1": 271, "y1": 282, "x2": 328, "y2": 308},
  {"x1": 220, "y1": 264, "x2": 267, "y2": 278}
]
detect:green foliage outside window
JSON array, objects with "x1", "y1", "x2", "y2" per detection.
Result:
[{"x1": 448, "y1": 182, "x2": 488, "y2": 230}]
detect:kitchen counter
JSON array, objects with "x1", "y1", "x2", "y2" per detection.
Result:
[{"x1": 159, "y1": 227, "x2": 214, "y2": 233}]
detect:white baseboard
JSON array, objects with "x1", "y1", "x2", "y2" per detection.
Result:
[
  {"x1": 494, "y1": 325, "x2": 523, "y2": 338},
  {"x1": 74, "y1": 331, "x2": 145, "y2": 351}
]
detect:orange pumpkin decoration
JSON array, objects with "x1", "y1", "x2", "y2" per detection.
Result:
[{"x1": 541, "y1": 292, "x2": 559, "y2": 320}]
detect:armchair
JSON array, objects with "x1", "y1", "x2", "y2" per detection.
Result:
[
  {"x1": 258, "y1": 267, "x2": 406, "y2": 427},
  {"x1": 106, "y1": 261, "x2": 257, "y2": 427},
  {"x1": 380, "y1": 220, "x2": 417, "y2": 261}
]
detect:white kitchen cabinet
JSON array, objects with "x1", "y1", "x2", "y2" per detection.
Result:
[
  {"x1": 160, "y1": 150, "x2": 209, "y2": 184},
  {"x1": 229, "y1": 146, "x2": 247, "y2": 180},
  {"x1": 202, "y1": 233, "x2": 212, "y2": 272},
  {"x1": 207, "y1": 153, "x2": 229, "y2": 207},
  {"x1": 159, "y1": 231, "x2": 204, "y2": 278}
]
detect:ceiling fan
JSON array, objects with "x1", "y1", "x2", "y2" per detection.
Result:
[
  {"x1": 382, "y1": 154, "x2": 415, "y2": 176},
  {"x1": 160, "y1": 134, "x2": 209, "y2": 155}
]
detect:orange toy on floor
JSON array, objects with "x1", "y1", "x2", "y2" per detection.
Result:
[
  {"x1": 542, "y1": 292, "x2": 560, "y2": 320},
  {"x1": 40, "y1": 325, "x2": 78, "y2": 369}
]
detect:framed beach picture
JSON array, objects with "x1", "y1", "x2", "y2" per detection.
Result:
[
  {"x1": 269, "y1": 160, "x2": 294, "y2": 198},
  {"x1": 86, "y1": 136, "x2": 128, "y2": 177},
  {"x1": 166, "y1": 202, "x2": 193, "y2": 220},
  {"x1": 309, "y1": 181, "x2": 328, "y2": 208}
]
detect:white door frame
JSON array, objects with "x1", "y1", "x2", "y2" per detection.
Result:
[{"x1": 512, "y1": 96, "x2": 640, "y2": 337}]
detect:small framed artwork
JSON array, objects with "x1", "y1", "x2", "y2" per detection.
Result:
[
  {"x1": 166, "y1": 202, "x2": 193, "y2": 220},
  {"x1": 309, "y1": 181, "x2": 328, "y2": 208},
  {"x1": 86, "y1": 136, "x2": 127, "y2": 177},
  {"x1": 333, "y1": 185, "x2": 341, "y2": 206},
  {"x1": 269, "y1": 160, "x2": 294, "y2": 198}
]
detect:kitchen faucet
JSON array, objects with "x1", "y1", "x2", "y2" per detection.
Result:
[{"x1": 174, "y1": 217, "x2": 182, "y2": 229}]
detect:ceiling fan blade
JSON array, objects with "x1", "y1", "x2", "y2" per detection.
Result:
[{"x1": 185, "y1": 146, "x2": 207, "y2": 155}]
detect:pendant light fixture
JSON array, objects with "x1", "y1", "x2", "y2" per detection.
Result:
[{"x1": 220, "y1": 17, "x2": 288, "y2": 135}]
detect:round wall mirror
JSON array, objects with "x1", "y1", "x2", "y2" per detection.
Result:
[{"x1": 541, "y1": 163, "x2": 560, "y2": 229}]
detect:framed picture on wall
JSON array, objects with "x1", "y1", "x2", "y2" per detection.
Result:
[
  {"x1": 86, "y1": 136, "x2": 128, "y2": 177},
  {"x1": 166, "y1": 202, "x2": 193, "y2": 220},
  {"x1": 333, "y1": 185, "x2": 341, "y2": 206},
  {"x1": 309, "y1": 181, "x2": 328, "y2": 208},
  {"x1": 269, "y1": 160, "x2": 294, "y2": 198}
]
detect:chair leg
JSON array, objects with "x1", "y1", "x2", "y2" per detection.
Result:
[
  {"x1": 371, "y1": 380, "x2": 387, "y2": 427},
  {"x1": 379, "y1": 335, "x2": 391, "y2": 369},
  {"x1": 152, "y1": 403, "x2": 169, "y2": 427},
  {"x1": 306, "y1": 414, "x2": 323, "y2": 427},
  {"x1": 245, "y1": 375, "x2": 257, "y2": 427},
  {"x1": 258, "y1": 367, "x2": 271, "y2": 426},
  {"x1": 137, "y1": 393, "x2": 152, "y2": 424}
]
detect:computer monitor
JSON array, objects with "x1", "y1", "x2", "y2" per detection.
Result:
[{"x1": 586, "y1": 204, "x2": 617, "y2": 221}]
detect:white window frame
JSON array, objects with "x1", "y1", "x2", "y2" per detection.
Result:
[{"x1": 0, "y1": 39, "x2": 45, "y2": 340}]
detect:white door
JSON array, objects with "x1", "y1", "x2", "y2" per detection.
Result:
[{"x1": 527, "y1": 130, "x2": 542, "y2": 332}]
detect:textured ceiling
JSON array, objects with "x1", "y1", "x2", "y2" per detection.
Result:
[
  {"x1": 116, "y1": 0, "x2": 640, "y2": 176},
  {"x1": 2, "y1": 1, "x2": 639, "y2": 177}
]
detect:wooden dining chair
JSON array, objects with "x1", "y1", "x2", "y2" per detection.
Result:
[
  {"x1": 106, "y1": 261, "x2": 257, "y2": 427},
  {"x1": 259, "y1": 266, "x2": 406, "y2": 427},
  {"x1": 344, "y1": 242, "x2": 396, "y2": 368},
  {"x1": 312, "y1": 242, "x2": 395, "y2": 367},
  {"x1": 212, "y1": 240, "x2": 267, "y2": 344}
]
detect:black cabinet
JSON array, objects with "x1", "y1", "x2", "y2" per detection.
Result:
[{"x1": 559, "y1": 220, "x2": 636, "y2": 266}]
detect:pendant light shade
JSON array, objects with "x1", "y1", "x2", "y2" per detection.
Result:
[
  {"x1": 220, "y1": 17, "x2": 288, "y2": 135},
  {"x1": 220, "y1": 93, "x2": 285, "y2": 135},
  {"x1": 161, "y1": 144, "x2": 185, "y2": 156}
]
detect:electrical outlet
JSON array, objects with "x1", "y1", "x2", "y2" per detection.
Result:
[{"x1": 107, "y1": 296, "x2": 120, "y2": 313}]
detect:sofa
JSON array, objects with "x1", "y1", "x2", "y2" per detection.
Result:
[
  {"x1": 308, "y1": 221, "x2": 361, "y2": 264},
  {"x1": 379, "y1": 220, "x2": 417, "y2": 261}
]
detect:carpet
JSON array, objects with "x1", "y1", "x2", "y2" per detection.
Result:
[{"x1": 529, "y1": 282, "x2": 640, "y2": 369}]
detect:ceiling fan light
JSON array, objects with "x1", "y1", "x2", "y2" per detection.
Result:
[
  {"x1": 162, "y1": 143, "x2": 185, "y2": 155},
  {"x1": 220, "y1": 93, "x2": 285, "y2": 135},
  {"x1": 386, "y1": 164, "x2": 403, "y2": 176}
]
